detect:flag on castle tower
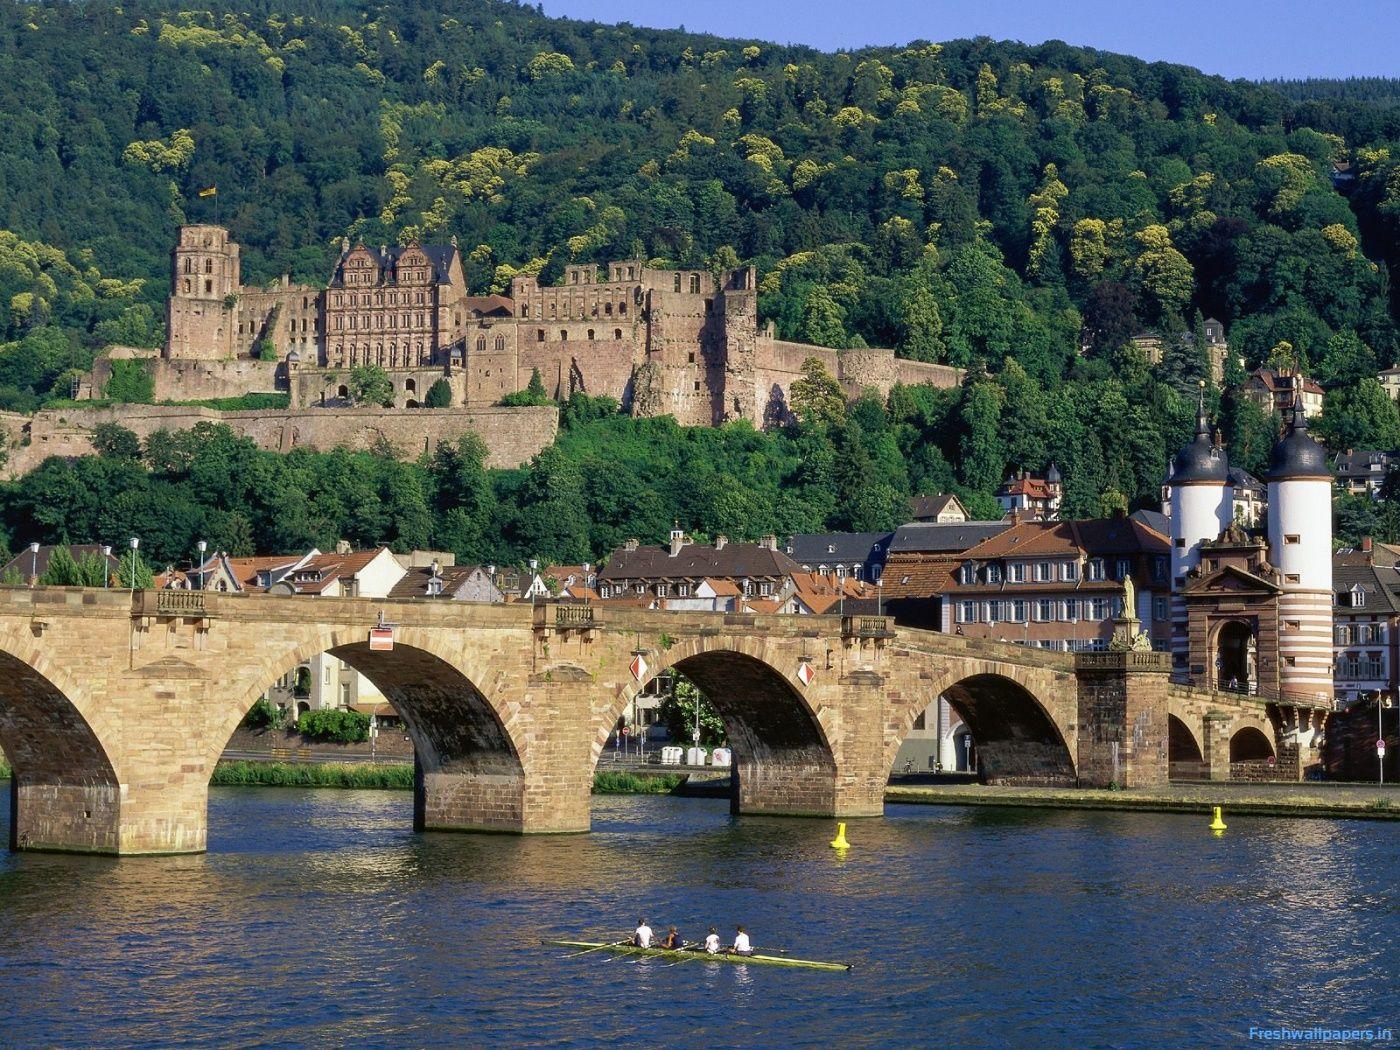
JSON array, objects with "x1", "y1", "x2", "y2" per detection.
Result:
[{"x1": 197, "y1": 185, "x2": 217, "y2": 198}]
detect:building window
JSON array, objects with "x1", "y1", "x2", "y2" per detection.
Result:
[
  {"x1": 1285, "y1": 573, "x2": 1300, "y2": 584},
  {"x1": 956, "y1": 601, "x2": 975, "y2": 624},
  {"x1": 1033, "y1": 562, "x2": 1052, "y2": 582},
  {"x1": 1008, "y1": 563, "x2": 1025, "y2": 583},
  {"x1": 1284, "y1": 535, "x2": 1300, "y2": 545},
  {"x1": 689, "y1": 274, "x2": 700, "y2": 293},
  {"x1": 678, "y1": 584, "x2": 689, "y2": 597},
  {"x1": 1091, "y1": 598, "x2": 1111, "y2": 619},
  {"x1": 1087, "y1": 558, "x2": 1105, "y2": 582},
  {"x1": 560, "y1": 330, "x2": 568, "y2": 341},
  {"x1": 587, "y1": 329, "x2": 595, "y2": 340},
  {"x1": 1034, "y1": 599, "x2": 1054, "y2": 622},
  {"x1": 537, "y1": 329, "x2": 546, "y2": 342},
  {"x1": 494, "y1": 335, "x2": 505, "y2": 351},
  {"x1": 986, "y1": 564, "x2": 1003, "y2": 584},
  {"x1": 1115, "y1": 558, "x2": 1132, "y2": 581},
  {"x1": 614, "y1": 329, "x2": 623, "y2": 340},
  {"x1": 1062, "y1": 562, "x2": 1079, "y2": 582},
  {"x1": 673, "y1": 274, "x2": 682, "y2": 292}
]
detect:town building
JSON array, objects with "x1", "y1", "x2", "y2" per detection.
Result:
[
  {"x1": 1379, "y1": 366, "x2": 1400, "y2": 401},
  {"x1": 1242, "y1": 367, "x2": 1324, "y2": 420},
  {"x1": 1129, "y1": 318, "x2": 1230, "y2": 385},
  {"x1": 941, "y1": 517, "x2": 1172, "y2": 652},
  {"x1": 878, "y1": 521, "x2": 1013, "y2": 629},
  {"x1": 597, "y1": 528, "x2": 801, "y2": 602},
  {"x1": 1333, "y1": 449, "x2": 1395, "y2": 498},
  {"x1": 995, "y1": 468, "x2": 1062, "y2": 520},
  {"x1": 783, "y1": 532, "x2": 892, "y2": 583},
  {"x1": 1332, "y1": 540, "x2": 1400, "y2": 707},
  {"x1": 388, "y1": 562, "x2": 505, "y2": 602},
  {"x1": 908, "y1": 493, "x2": 969, "y2": 523}
]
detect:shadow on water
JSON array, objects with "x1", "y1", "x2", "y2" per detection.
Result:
[{"x1": 0, "y1": 788, "x2": 1397, "y2": 1047}]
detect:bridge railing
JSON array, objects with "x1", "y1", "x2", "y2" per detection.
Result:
[
  {"x1": 135, "y1": 589, "x2": 209, "y2": 618},
  {"x1": 842, "y1": 615, "x2": 895, "y2": 639},
  {"x1": 533, "y1": 602, "x2": 599, "y2": 632},
  {"x1": 1074, "y1": 650, "x2": 1171, "y2": 672}
]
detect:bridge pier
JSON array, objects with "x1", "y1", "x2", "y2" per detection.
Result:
[
  {"x1": 1203, "y1": 712, "x2": 1232, "y2": 781},
  {"x1": 9, "y1": 775, "x2": 207, "y2": 855},
  {"x1": 1074, "y1": 650, "x2": 1171, "y2": 788}
]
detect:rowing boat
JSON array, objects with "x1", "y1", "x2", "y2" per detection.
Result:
[{"x1": 542, "y1": 939, "x2": 852, "y2": 972}]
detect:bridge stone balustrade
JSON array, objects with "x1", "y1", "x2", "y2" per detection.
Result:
[{"x1": 0, "y1": 587, "x2": 1311, "y2": 855}]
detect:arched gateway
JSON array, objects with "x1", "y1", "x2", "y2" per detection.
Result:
[{"x1": 0, "y1": 588, "x2": 1302, "y2": 854}]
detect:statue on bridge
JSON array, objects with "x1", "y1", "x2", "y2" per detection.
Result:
[{"x1": 1108, "y1": 576, "x2": 1152, "y2": 653}]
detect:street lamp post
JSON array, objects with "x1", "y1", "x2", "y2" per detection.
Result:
[
  {"x1": 28, "y1": 541, "x2": 39, "y2": 587},
  {"x1": 196, "y1": 540, "x2": 207, "y2": 591},
  {"x1": 101, "y1": 546, "x2": 111, "y2": 588},
  {"x1": 1380, "y1": 693, "x2": 1393, "y2": 787},
  {"x1": 528, "y1": 557, "x2": 539, "y2": 610},
  {"x1": 128, "y1": 537, "x2": 140, "y2": 600}
]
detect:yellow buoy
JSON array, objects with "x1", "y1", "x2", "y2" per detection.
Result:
[
  {"x1": 1209, "y1": 806, "x2": 1227, "y2": 832},
  {"x1": 830, "y1": 822, "x2": 850, "y2": 849}
]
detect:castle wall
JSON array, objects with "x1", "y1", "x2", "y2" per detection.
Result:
[
  {"x1": 10, "y1": 405, "x2": 556, "y2": 476},
  {"x1": 236, "y1": 282, "x2": 323, "y2": 361},
  {"x1": 88, "y1": 357, "x2": 282, "y2": 403},
  {"x1": 290, "y1": 367, "x2": 459, "y2": 410}
]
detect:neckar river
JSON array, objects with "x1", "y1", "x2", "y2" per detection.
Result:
[{"x1": 1, "y1": 789, "x2": 1396, "y2": 1047}]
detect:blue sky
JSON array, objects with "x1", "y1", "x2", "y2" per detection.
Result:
[{"x1": 540, "y1": 0, "x2": 1399, "y2": 81}]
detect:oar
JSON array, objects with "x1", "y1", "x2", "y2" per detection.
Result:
[
  {"x1": 661, "y1": 941, "x2": 704, "y2": 967},
  {"x1": 562, "y1": 939, "x2": 629, "y2": 959}
]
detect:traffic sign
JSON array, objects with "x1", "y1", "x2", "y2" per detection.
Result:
[
  {"x1": 629, "y1": 653, "x2": 649, "y2": 681},
  {"x1": 796, "y1": 661, "x2": 814, "y2": 687},
  {"x1": 368, "y1": 625, "x2": 394, "y2": 651}
]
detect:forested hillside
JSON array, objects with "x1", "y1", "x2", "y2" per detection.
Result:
[{"x1": 1, "y1": 0, "x2": 1399, "y2": 562}]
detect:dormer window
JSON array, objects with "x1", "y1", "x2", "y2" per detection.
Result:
[
  {"x1": 986, "y1": 564, "x2": 1003, "y2": 584},
  {"x1": 959, "y1": 564, "x2": 977, "y2": 585},
  {"x1": 1350, "y1": 586, "x2": 1367, "y2": 608}
]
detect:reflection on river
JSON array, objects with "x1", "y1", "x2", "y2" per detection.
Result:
[{"x1": 1, "y1": 789, "x2": 1397, "y2": 1047}]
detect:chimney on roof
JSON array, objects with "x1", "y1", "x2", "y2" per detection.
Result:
[
  {"x1": 624, "y1": 539, "x2": 639, "y2": 552},
  {"x1": 335, "y1": 539, "x2": 351, "y2": 555},
  {"x1": 714, "y1": 535, "x2": 727, "y2": 551},
  {"x1": 760, "y1": 534, "x2": 777, "y2": 551},
  {"x1": 1362, "y1": 537, "x2": 1374, "y2": 554},
  {"x1": 669, "y1": 524, "x2": 685, "y2": 557}
]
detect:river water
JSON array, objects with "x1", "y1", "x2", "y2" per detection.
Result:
[{"x1": 1, "y1": 789, "x2": 1397, "y2": 1048}]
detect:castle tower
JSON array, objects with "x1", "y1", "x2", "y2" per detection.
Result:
[
  {"x1": 166, "y1": 225, "x2": 240, "y2": 360},
  {"x1": 1266, "y1": 386, "x2": 1334, "y2": 702},
  {"x1": 1167, "y1": 389, "x2": 1232, "y2": 674}
]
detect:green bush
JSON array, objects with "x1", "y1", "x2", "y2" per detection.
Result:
[
  {"x1": 103, "y1": 359, "x2": 154, "y2": 403},
  {"x1": 241, "y1": 697, "x2": 284, "y2": 730},
  {"x1": 210, "y1": 761, "x2": 411, "y2": 789},
  {"x1": 592, "y1": 771, "x2": 683, "y2": 794},
  {"x1": 297, "y1": 708, "x2": 371, "y2": 743}
]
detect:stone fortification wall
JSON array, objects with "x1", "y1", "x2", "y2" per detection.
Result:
[
  {"x1": 10, "y1": 404, "x2": 556, "y2": 475},
  {"x1": 751, "y1": 340, "x2": 964, "y2": 424},
  {"x1": 88, "y1": 357, "x2": 283, "y2": 403}
]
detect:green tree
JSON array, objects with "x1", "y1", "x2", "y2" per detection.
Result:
[
  {"x1": 789, "y1": 357, "x2": 845, "y2": 429},
  {"x1": 799, "y1": 286, "x2": 847, "y2": 348},
  {"x1": 116, "y1": 548, "x2": 154, "y2": 589},
  {"x1": 656, "y1": 675, "x2": 726, "y2": 747},
  {"x1": 37, "y1": 544, "x2": 80, "y2": 585},
  {"x1": 348, "y1": 365, "x2": 394, "y2": 408},
  {"x1": 424, "y1": 378, "x2": 453, "y2": 407},
  {"x1": 91, "y1": 422, "x2": 142, "y2": 460}
]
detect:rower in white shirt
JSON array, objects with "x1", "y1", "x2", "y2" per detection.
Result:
[
  {"x1": 633, "y1": 919, "x2": 653, "y2": 948},
  {"x1": 731, "y1": 925, "x2": 752, "y2": 955},
  {"x1": 704, "y1": 927, "x2": 720, "y2": 954}
]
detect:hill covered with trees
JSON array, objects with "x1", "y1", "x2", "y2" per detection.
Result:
[{"x1": 0, "y1": 0, "x2": 1398, "y2": 560}]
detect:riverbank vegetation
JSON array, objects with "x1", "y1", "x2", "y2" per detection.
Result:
[
  {"x1": 0, "y1": 0, "x2": 1396, "y2": 551},
  {"x1": 208, "y1": 760, "x2": 686, "y2": 795}
]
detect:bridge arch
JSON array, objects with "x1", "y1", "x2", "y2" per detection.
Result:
[
  {"x1": 1229, "y1": 725, "x2": 1275, "y2": 762},
  {"x1": 0, "y1": 625, "x2": 122, "y2": 852},
  {"x1": 1168, "y1": 714, "x2": 1206, "y2": 779},
  {"x1": 601, "y1": 638, "x2": 838, "y2": 816},
  {"x1": 888, "y1": 665, "x2": 1077, "y2": 786},
  {"x1": 216, "y1": 626, "x2": 527, "y2": 833}
]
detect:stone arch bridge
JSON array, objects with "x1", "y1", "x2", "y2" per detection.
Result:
[{"x1": 0, "y1": 588, "x2": 1327, "y2": 855}]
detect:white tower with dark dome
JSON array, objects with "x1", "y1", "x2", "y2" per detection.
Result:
[
  {"x1": 1266, "y1": 386, "x2": 1333, "y2": 701},
  {"x1": 1166, "y1": 389, "x2": 1233, "y2": 672}
]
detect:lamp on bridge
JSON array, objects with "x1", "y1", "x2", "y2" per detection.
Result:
[
  {"x1": 128, "y1": 537, "x2": 139, "y2": 599},
  {"x1": 195, "y1": 540, "x2": 207, "y2": 591},
  {"x1": 28, "y1": 541, "x2": 38, "y2": 587},
  {"x1": 102, "y1": 546, "x2": 111, "y2": 588}
]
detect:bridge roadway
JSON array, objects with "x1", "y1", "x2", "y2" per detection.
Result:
[{"x1": 0, "y1": 586, "x2": 1323, "y2": 855}]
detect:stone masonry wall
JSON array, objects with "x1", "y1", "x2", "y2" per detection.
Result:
[{"x1": 9, "y1": 404, "x2": 557, "y2": 474}]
